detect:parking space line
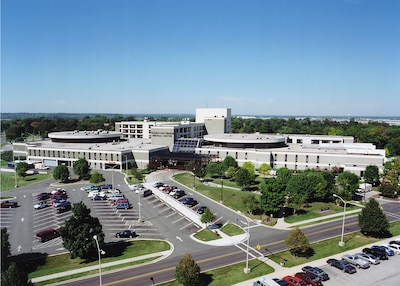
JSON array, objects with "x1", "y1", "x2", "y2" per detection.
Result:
[
  {"x1": 180, "y1": 221, "x2": 195, "y2": 230},
  {"x1": 172, "y1": 215, "x2": 186, "y2": 224}
]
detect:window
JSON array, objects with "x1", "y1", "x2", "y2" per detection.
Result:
[
  {"x1": 306, "y1": 155, "x2": 309, "y2": 163},
  {"x1": 297, "y1": 139, "x2": 303, "y2": 144},
  {"x1": 285, "y1": 154, "x2": 287, "y2": 162},
  {"x1": 295, "y1": 155, "x2": 298, "y2": 162},
  {"x1": 317, "y1": 156, "x2": 320, "y2": 164}
]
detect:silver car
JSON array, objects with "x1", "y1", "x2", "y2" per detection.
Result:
[
  {"x1": 354, "y1": 253, "x2": 380, "y2": 265},
  {"x1": 342, "y1": 254, "x2": 370, "y2": 269}
]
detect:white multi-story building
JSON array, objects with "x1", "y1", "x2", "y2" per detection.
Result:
[{"x1": 12, "y1": 108, "x2": 388, "y2": 176}]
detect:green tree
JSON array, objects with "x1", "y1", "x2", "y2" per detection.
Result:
[
  {"x1": 59, "y1": 202, "x2": 104, "y2": 259},
  {"x1": 235, "y1": 168, "x2": 252, "y2": 188},
  {"x1": 0, "y1": 150, "x2": 13, "y2": 162},
  {"x1": 206, "y1": 162, "x2": 223, "y2": 178},
  {"x1": 174, "y1": 253, "x2": 201, "y2": 286},
  {"x1": 73, "y1": 158, "x2": 91, "y2": 180},
  {"x1": 260, "y1": 179, "x2": 286, "y2": 216},
  {"x1": 1, "y1": 262, "x2": 33, "y2": 286},
  {"x1": 225, "y1": 166, "x2": 237, "y2": 179},
  {"x1": 285, "y1": 227, "x2": 311, "y2": 257},
  {"x1": 53, "y1": 165, "x2": 70, "y2": 183},
  {"x1": 378, "y1": 183, "x2": 398, "y2": 199},
  {"x1": 258, "y1": 163, "x2": 271, "y2": 177},
  {"x1": 222, "y1": 156, "x2": 238, "y2": 171},
  {"x1": 336, "y1": 171, "x2": 360, "y2": 200},
  {"x1": 364, "y1": 165, "x2": 380, "y2": 186},
  {"x1": 359, "y1": 198, "x2": 390, "y2": 238},
  {"x1": 90, "y1": 171, "x2": 104, "y2": 185},
  {"x1": 242, "y1": 194, "x2": 260, "y2": 215},
  {"x1": 16, "y1": 162, "x2": 28, "y2": 178},
  {"x1": 200, "y1": 208, "x2": 215, "y2": 225},
  {"x1": 242, "y1": 161, "x2": 256, "y2": 181},
  {"x1": 276, "y1": 167, "x2": 292, "y2": 185},
  {"x1": 1, "y1": 228, "x2": 10, "y2": 270}
]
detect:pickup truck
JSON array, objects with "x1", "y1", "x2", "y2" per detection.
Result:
[
  {"x1": 342, "y1": 254, "x2": 370, "y2": 269},
  {"x1": 1, "y1": 201, "x2": 18, "y2": 208}
]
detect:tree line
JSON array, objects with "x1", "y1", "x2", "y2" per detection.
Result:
[{"x1": 2, "y1": 115, "x2": 399, "y2": 155}]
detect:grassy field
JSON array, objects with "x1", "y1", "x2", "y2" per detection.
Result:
[
  {"x1": 194, "y1": 229, "x2": 222, "y2": 241},
  {"x1": 221, "y1": 223, "x2": 245, "y2": 236},
  {"x1": 1, "y1": 172, "x2": 52, "y2": 192},
  {"x1": 28, "y1": 240, "x2": 170, "y2": 281},
  {"x1": 174, "y1": 173, "x2": 260, "y2": 215}
]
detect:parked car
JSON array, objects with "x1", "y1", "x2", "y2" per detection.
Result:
[
  {"x1": 80, "y1": 185, "x2": 100, "y2": 191},
  {"x1": 36, "y1": 228, "x2": 60, "y2": 242},
  {"x1": 34, "y1": 201, "x2": 49, "y2": 209},
  {"x1": 197, "y1": 206, "x2": 207, "y2": 214},
  {"x1": 115, "y1": 230, "x2": 136, "y2": 238},
  {"x1": 1, "y1": 201, "x2": 18, "y2": 208},
  {"x1": 207, "y1": 224, "x2": 222, "y2": 230},
  {"x1": 108, "y1": 194, "x2": 125, "y2": 201},
  {"x1": 53, "y1": 199, "x2": 67, "y2": 208},
  {"x1": 93, "y1": 194, "x2": 107, "y2": 200},
  {"x1": 389, "y1": 240, "x2": 400, "y2": 246},
  {"x1": 182, "y1": 197, "x2": 195, "y2": 204},
  {"x1": 282, "y1": 275, "x2": 307, "y2": 286},
  {"x1": 386, "y1": 243, "x2": 400, "y2": 254},
  {"x1": 342, "y1": 254, "x2": 370, "y2": 269},
  {"x1": 113, "y1": 202, "x2": 130, "y2": 209},
  {"x1": 113, "y1": 198, "x2": 129, "y2": 205},
  {"x1": 326, "y1": 258, "x2": 357, "y2": 274},
  {"x1": 186, "y1": 200, "x2": 198, "y2": 207},
  {"x1": 173, "y1": 189, "x2": 186, "y2": 199},
  {"x1": 142, "y1": 189, "x2": 153, "y2": 197},
  {"x1": 294, "y1": 272, "x2": 322, "y2": 286},
  {"x1": 272, "y1": 279, "x2": 290, "y2": 286},
  {"x1": 362, "y1": 247, "x2": 388, "y2": 260},
  {"x1": 253, "y1": 277, "x2": 282, "y2": 286},
  {"x1": 56, "y1": 201, "x2": 71, "y2": 213},
  {"x1": 354, "y1": 252, "x2": 380, "y2": 265},
  {"x1": 101, "y1": 184, "x2": 113, "y2": 190},
  {"x1": 301, "y1": 266, "x2": 329, "y2": 281},
  {"x1": 372, "y1": 245, "x2": 395, "y2": 256},
  {"x1": 37, "y1": 192, "x2": 50, "y2": 200},
  {"x1": 152, "y1": 182, "x2": 164, "y2": 188}
]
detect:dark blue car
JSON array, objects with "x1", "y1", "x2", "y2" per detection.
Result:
[
  {"x1": 372, "y1": 245, "x2": 395, "y2": 256},
  {"x1": 327, "y1": 258, "x2": 356, "y2": 274}
]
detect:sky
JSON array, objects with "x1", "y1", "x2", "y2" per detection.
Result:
[{"x1": 1, "y1": 0, "x2": 399, "y2": 117}]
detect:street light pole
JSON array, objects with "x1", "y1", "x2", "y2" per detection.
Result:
[
  {"x1": 93, "y1": 235, "x2": 103, "y2": 286},
  {"x1": 333, "y1": 194, "x2": 347, "y2": 247},
  {"x1": 193, "y1": 168, "x2": 196, "y2": 190},
  {"x1": 122, "y1": 155, "x2": 128, "y2": 173},
  {"x1": 220, "y1": 177, "x2": 223, "y2": 203},
  {"x1": 237, "y1": 211, "x2": 251, "y2": 273}
]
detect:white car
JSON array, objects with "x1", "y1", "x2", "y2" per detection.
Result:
[
  {"x1": 386, "y1": 243, "x2": 400, "y2": 255},
  {"x1": 34, "y1": 201, "x2": 49, "y2": 209}
]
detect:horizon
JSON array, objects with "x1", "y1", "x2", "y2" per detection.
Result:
[{"x1": 2, "y1": 0, "x2": 399, "y2": 116}]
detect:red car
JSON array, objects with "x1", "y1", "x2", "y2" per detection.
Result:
[
  {"x1": 282, "y1": 276, "x2": 308, "y2": 286},
  {"x1": 295, "y1": 272, "x2": 323, "y2": 286},
  {"x1": 113, "y1": 199, "x2": 129, "y2": 205}
]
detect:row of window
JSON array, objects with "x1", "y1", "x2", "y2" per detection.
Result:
[{"x1": 29, "y1": 149, "x2": 120, "y2": 162}]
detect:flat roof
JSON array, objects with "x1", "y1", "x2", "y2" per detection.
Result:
[
  {"x1": 48, "y1": 130, "x2": 121, "y2": 140},
  {"x1": 203, "y1": 133, "x2": 285, "y2": 144}
]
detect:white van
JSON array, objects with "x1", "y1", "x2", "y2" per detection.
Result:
[{"x1": 253, "y1": 277, "x2": 281, "y2": 286}]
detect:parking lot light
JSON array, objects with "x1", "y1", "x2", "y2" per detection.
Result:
[{"x1": 333, "y1": 194, "x2": 347, "y2": 247}]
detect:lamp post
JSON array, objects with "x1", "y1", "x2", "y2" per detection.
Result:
[
  {"x1": 138, "y1": 190, "x2": 142, "y2": 223},
  {"x1": 193, "y1": 167, "x2": 196, "y2": 190},
  {"x1": 237, "y1": 211, "x2": 251, "y2": 273},
  {"x1": 333, "y1": 194, "x2": 347, "y2": 247},
  {"x1": 220, "y1": 176, "x2": 224, "y2": 204},
  {"x1": 93, "y1": 235, "x2": 105, "y2": 286}
]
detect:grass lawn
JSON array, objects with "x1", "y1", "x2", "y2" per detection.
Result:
[
  {"x1": 283, "y1": 202, "x2": 361, "y2": 224},
  {"x1": 174, "y1": 173, "x2": 259, "y2": 215},
  {"x1": 159, "y1": 258, "x2": 274, "y2": 286},
  {"x1": 28, "y1": 240, "x2": 170, "y2": 279},
  {"x1": 194, "y1": 229, "x2": 222, "y2": 241},
  {"x1": 221, "y1": 223, "x2": 245, "y2": 236},
  {"x1": 1, "y1": 172, "x2": 52, "y2": 192}
]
